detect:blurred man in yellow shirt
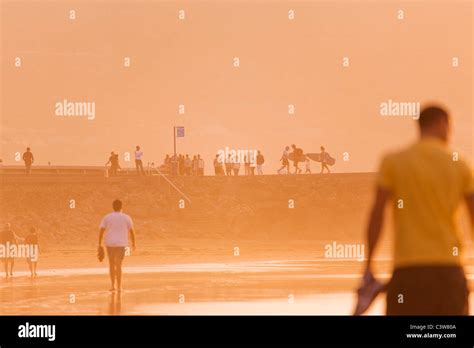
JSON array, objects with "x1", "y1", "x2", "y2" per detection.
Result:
[{"x1": 359, "y1": 105, "x2": 474, "y2": 315}]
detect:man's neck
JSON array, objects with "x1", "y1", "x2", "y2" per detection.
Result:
[{"x1": 419, "y1": 134, "x2": 447, "y2": 146}]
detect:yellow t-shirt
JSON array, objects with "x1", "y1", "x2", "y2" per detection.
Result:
[{"x1": 377, "y1": 137, "x2": 474, "y2": 268}]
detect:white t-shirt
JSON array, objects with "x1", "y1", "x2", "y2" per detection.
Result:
[
  {"x1": 135, "y1": 150, "x2": 143, "y2": 160},
  {"x1": 99, "y1": 212, "x2": 133, "y2": 247}
]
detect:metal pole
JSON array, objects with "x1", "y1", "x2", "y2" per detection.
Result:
[{"x1": 173, "y1": 126, "x2": 176, "y2": 156}]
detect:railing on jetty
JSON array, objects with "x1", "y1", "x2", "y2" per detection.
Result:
[{"x1": 0, "y1": 165, "x2": 168, "y2": 177}]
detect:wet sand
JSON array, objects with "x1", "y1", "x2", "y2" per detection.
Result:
[
  {"x1": 1, "y1": 258, "x2": 473, "y2": 315},
  {"x1": 1, "y1": 175, "x2": 473, "y2": 315}
]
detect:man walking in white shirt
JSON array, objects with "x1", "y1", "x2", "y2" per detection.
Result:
[{"x1": 99, "y1": 200, "x2": 136, "y2": 292}]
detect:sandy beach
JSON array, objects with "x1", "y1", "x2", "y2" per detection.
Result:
[
  {"x1": 1, "y1": 258, "x2": 473, "y2": 315},
  {"x1": 1, "y1": 174, "x2": 473, "y2": 315}
]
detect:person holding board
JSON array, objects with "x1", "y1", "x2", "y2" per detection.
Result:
[
  {"x1": 320, "y1": 146, "x2": 331, "y2": 174},
  {"x1": 291, "y1": 144, "x2": 304, "y2": 174}
]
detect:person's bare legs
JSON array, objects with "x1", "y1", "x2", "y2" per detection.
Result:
[
  {"x1": 108, "y1": 256, "x2": 116, "y2": 291},
  {"x1": 28, "y1": 261, "x2": 33, "y2": 277},
  {"x1": 321, "y1": 163, "x2": 330, "y2": 173},
  {"x1": 116, "y1": 258, "x2": 124, "y2": 292},
  {"x1": 4, "y1": 261, "x2": 8, "y2": 278},
  {"x1": 294, "y1": 161, "x2": 302, "y2": 174},
  {"x1": 30, "y1": 261, "x2": 38, "y2": 277},
  {"x1": 33, "y1": 262, "x2": 37, "y2": 277},
  {"x1": 9, "y1": 260, "x2": 14, "y2": 277}
]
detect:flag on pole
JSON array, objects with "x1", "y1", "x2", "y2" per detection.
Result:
[{"x1": 176, "y1": 126, "x2": 185, "y2": 137}]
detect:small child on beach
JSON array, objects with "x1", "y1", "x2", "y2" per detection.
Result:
[
  {"x1": 25, "y1": 227, "x2": 39, "y2": 278},
  {"x1": 305, "y1": 159, "x2": 311, "y2": 174}
]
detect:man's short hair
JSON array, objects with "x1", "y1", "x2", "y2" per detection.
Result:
[
  {"x1": 418, "y1": 106, "x2": 449, "y2": 130},
  {"x1": 112, "y1": 199, "x2": 122, "y2": 211}
]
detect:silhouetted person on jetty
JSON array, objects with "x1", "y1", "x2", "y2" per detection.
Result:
[
  {"x1": 291, "y1": 144, "x2": 303, "y2": 174},
  {"x1": 256, "y1": 150, "x2": 265, "y2": 175},
  {"x1": 320, "y1": 146, "x2": 330, "y2": 174},
  {"x1": 134, "y1": 146, "x2": 145, "y2": 176},
  {"x1": 22, "y1": 147, "x2": 34, "y2": 175},
  {"x1": 305, "y1": 158, "x2": 311, "y2": 174},
  {"x1": 105, "y1": 152, "x2": 120, "y2": 177},
  {"x1": 278, "y1": 146, "x2": 290, "y2": 174}
]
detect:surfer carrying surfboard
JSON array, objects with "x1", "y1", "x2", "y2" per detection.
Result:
[
  {"x1": 291, "y1": 144, "x2": 304, "y2": 174},
  {"x1": 320, "y1": 146, "x2": 330, "y2": 174}
]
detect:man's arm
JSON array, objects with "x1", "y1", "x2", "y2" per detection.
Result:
[
  {"x1": 129, "y1": 228, "x2": 136, "y2": 251},
  {"x1": 365, "y1": 186, "x2": 391, "y2": 274},
  {"x1": 466, "y1": 193, "x2": 474, "y2": 228},
  {"x1": 98, "y1": 227, "x2": 106, "y2": 246}
]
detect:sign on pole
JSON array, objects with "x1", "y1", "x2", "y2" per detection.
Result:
[
  {"x1": 174, "y1": 126, "x2": 185, "y2": 156},
  {"x1": 176, "y1": 127, "x2": 185, "y2": 138}
]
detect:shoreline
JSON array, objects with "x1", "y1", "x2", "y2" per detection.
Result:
[{"x1": 1, "y1": 260, "x2": 473, "y2": 315}]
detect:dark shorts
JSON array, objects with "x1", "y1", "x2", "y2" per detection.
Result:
[
  {"x1": 386, "y1": 265, "x2": 469, "y2": 315},
  {"x1": 107, "y1": 247, "x2": 126, "y2": 262}
]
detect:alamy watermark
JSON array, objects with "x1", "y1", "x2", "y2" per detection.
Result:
[
  {"x1": 55, "y1": 99, "x2": 96, "y2": 120},
  {"x1": 18, "y1": 322, "x2": 55, "y2": 341},
  {"x1": 217, "y1": 146, "x2": 257, "y2": 164},
  {"x1": 0, "y1": 242, "x2": 39, "y2": 262},
  {"x1": 324, "y1": 241, "x2": 365, "y2": 261},
  {"x1": 379, "y1": 99, "x2": 420, "y2": 119}
]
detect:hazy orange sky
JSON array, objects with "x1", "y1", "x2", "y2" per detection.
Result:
[{"x1": 1, "y1": 0, "x2": 472, "y2": 172}]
